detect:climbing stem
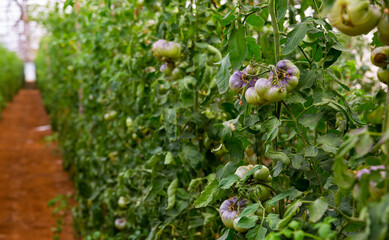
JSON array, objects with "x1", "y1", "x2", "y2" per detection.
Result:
[{"x1": 268, "y1": 0, "x2": 280, "y2": 63}]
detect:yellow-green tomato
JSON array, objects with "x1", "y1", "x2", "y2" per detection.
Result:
[
  {"x1": 266, "y1": 175, "x2": 273, "y2": 182},
  {"x1": 328, "y1": 0, "x2": 381, "y2": 36},
  {"x1": 233, "y1": 217, "x2": 249, "y2": 233},
  {"x1": 371, "y1": 47, "x2": 389, "y2": 68},
  {"x1": 378, "y1": 11, "x2": 389, "y2": 45},
  {"x1": 104, "y1": 110, "x2": 118, "y2": 121},
  {"x1": 118, "y1": 196, "x2": 127, "y2": 208},
  {"x1": 253, "y1": 165, "x2": 270, "y2": 181},
  {"x1": 377, "y1": 67, "x2": 389, "y2": 84}
]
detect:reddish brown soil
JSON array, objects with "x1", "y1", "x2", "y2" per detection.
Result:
[{"x1": 0, "y1": 90, "x2": 76, "y2": 240}]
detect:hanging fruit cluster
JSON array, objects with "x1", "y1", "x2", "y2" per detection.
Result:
[
  {"x1": 229, "y1": 60, "x2": 300, "y2": 106},
  {"x1": 152, "y1": 39, "x2": 182, "y2": 79}
]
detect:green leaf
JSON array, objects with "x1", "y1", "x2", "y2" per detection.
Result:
[
  {"x1": 291, "y1": 154, "x2": 303, "y2": 169},
  {"x1": 180, "y1": 145, "x2": 202, "y2": 169},
  {"x1": 305, "y1": 146, "x2": 318, "y2": 157},
  {"x1": 267, "y1": 188, "x2": 302, "y2": 205},
  {"x1": 194, "y1": 178, "x2": 226, "y2": 208},
  {"x1": 239, "y1": 203, "x2": 261, "y2": 217},
  {"x1": 327, "y1": 69, "x2": 350, "y2": 91},
  {"x1": 333, "y1": 157, "x2": 355, "y2": 190},
  {"x1": 246, "y1": 224, "x2": 267, "y2": 240},
  {"x1": 237, "y1": 215, "x2": 258, "y2": 229},
  {"x1": 309, "y1": 197, "x2": 328, "y2": 222},
  {"x1": 299, "y1": 112, "x2": 324, "y2": 129},
  {"x1": 266, "y1": 149, "x2": 290, "y2": 165},
  {"x1": 317, "y1": 133, "x2": 343, "y2": 154},
  {"x1": 240, "y1": 165, "x2": 261, "y2": 182},
  {"x1": 219, "y1": 174, "x2": 239, "y2": 190},
  {"x1": 216, "y1": 162, "x2": 237, "y2": 181},
  {"x1": 246, "y1": 14, "x2": 264, "y2": 27},
  {"x1": 246, "y1": 37, "x2": 262, "y2": 61},
  {"x1": 217, "y1": 228, "x2": 236, "y2": 240},
  {"x1": 276, "y1": 0, "x2": 288, "y2": 21},
  {"x1": 273, "y1": 160, "x2": 283, "y2": 177},
  {"x1": 261, "y1": 117, "x2": 281, "y2": 142},
  {"x1": 228, "y1": 26, "x2": 247, "y2": 69},
  {"x1": 297, "y1": 69, "x2": 317, "y2": 90},
  {"x1": 283, "y1": 23, "x2": 309, "y2": 55},
  {"x1": 277, "y1": 200, "x2": 302, "y2": 230},
  {"x1": 166, "y1": 178, "x2": 178, "y2": 210},
  {"x1": 225, "y1": 137, "x2": 244, "y2": 163},
  {"x1": 164, "y1": 152, "x2": 175, "y2": 165},
  {"x1": 216, "y1": 54, "x2": 231, "y2": 94}
]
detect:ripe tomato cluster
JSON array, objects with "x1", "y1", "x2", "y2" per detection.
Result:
[{"x1": 229, "y1": 60, "x2": 300, "y2": 106}]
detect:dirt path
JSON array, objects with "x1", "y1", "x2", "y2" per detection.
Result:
[{"x1": 0, "y1": 89, "x2": 75, "y2": 240}]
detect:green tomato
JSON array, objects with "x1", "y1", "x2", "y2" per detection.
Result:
[
  {"x1": 233, "y1": 217, "x2": 249, "y2": 233},
  {"x1": 245, "y1": 87, "x2": 269, "y2": 106},
  {"x1": 377, "y1": 67, "x2": 389, "y2": 84},
  {"x1": 293, "y1": 230, "x2": 305, "y2": 240},
  {"x1": 371, "y1": 47, "x2": 389, "y2": 68},
  {"x1": 328, "y1": 0, "x2": 381, "y2": 36},
  {"x1": 104, "y1": 110, "x2": 118, "y2": 121},
  {"x1": 257, "y1": 184, "x2": 271, "y2": 201},
  {"x1": 265, "y1": 204, "x2": 279, "y2": 214},
  {"x1": 367, "y1": 106, "x2": 384, "y2": 124},
  {"x1": 266, "y1": 175, "x2": 273, "y2": 182},
  {"x1": 245, "y1": 65, "x2": 258, "y2": 75},
  {"x1": 118, "y1": 196, "x2": 127, "y2": 208},
  {"x1": 264, "y1": 85, "x2": 287, "y2": 103},
  {"x1": 253, "y1": 165, "x2": 270, "y2": 181},
  {"x1": 378, "y1": 11, "x2": 389, "y2": 45}
]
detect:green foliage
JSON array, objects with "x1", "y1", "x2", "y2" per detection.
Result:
[
  {"x1": 0, "y1": 44, "x2": 23, "y2": 110},
  {"x1": 35, "y1": 0, "x2": 389, "y2": 239}
]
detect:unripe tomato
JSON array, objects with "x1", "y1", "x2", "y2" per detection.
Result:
[
  {"x1": 255, "y1": 78, "x2": 272, "y2": 97},
  {"x1": 233, "y1": 217, "x2": 249, "y2": 233},
  {"x1": 264, "y1": 85, "x2": 287, "y2": 103},
  {"x1": 118, "y1": 196, "x2": 127, "y2": 208},
  {"x1": 114, "y1": 218, "x2": 127, "y2": 230},
  {"x1": 245, "y1": 65, "x2": 258, "y2": 75},
  {"x1": 152, "y1": 39, "x2": 181, "y2": 59},
  {"x1": 378, "y1": 10, "x2": 389, "y2": 45},
  {"x1": 126, "y1": 117, "x2": 133, "y2": 128},
  {"x1": 266, "y1": 175, "x2": 273, "y2": 182},
  {"x1": 328, "y1": 0, "x2": 381, "y2": 36},
  {"x1": 245, "y1": 87, "x2": 268, "y2": 106},
  {"x1": 265, "y1": 204, "x2": 279, "y2": 214},
  {"x1": 377, "y1": 67, "x2": 389, "y2": 84},
  {"x1": 367, "y1": 106, "x2": 384, "y2": 124},
  {"x1": 104, "y1": 110, "x2": 118, "y2": 121},
  {"x1": 371, "y1": 47, "x2": 389, "y2": 68},
  {"x1": 253, "y1": 165, "x2": 270, "y2": 181},
  {"x1": 257, "y1": 184, "x2": 271, "y2": 201}
]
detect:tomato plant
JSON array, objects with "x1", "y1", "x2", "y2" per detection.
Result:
[{"x1": 34, "y1": 0, "x2": 389, "y2": 239}]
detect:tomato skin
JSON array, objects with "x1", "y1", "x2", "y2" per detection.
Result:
[
  {"x1": 235, "y1": 166, "x2": 251, "y2": 179},
  {"x1": 264, "y1": 85, "x2": 287, "y2": 103},
  {"x1": 118, "y1": 196, "x2": 127, "y2": 208},
  {"x1": 104, "y1": 110, "x2": 118, "y2": 121},
  {"x1": 377, "y1": 67, "x2": 389, "y2": 84},
  {"x1": 114, "y1": 218, "x2": 127, "y2": 230},
  {"x1": 253, "y1": 165, "x2": 270, "y2": 181},
  {"x1": 273, "y1": 59, "x2": 300, "y2": 92},
  {"x1": 371, "y1": 47, "x2": 389, "y2": 68},
  {"x1": 229, "y1": 70, "x2": 245, "y2": 93},
  {"x1": 245, "y1": 65, "x2": 258, "y2": 75},
  {"x1": 152, "y1": 39, "x2": 181, "y2": 59},
  {"x1": 257, "y1": 184, "x2": 271, "y2": 201},
  {"x1": 219, "y1": 197, "x2": 247, "y2": 229},
  {"x1": 328, "y1": 0, "x2": 381, "y2": 36},
  {"x1": 255, "y1": 78, "x2": 272, "y2": 97},
  {"x1": 245, "y1": 87, "x2": 268, "y2": 106},
  {"x1": 233, "y1": 217, "x2": 249, "y2": 233},
  {"x1": 378, "y1": 11, "x2": 389, "y2": 45}
]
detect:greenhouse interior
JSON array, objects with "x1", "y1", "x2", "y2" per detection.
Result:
[{"x1": 0, "y1": 0, "x2": 389, "y2": 240}]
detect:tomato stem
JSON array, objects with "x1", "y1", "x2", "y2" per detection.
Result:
[{"x1": 268, "y1": 0, "x2": 279, "y2": 63}]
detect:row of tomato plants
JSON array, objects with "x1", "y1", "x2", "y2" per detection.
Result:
[
  {"x1": 35, "y1": 0, "x2": 389, "y2": 239},
  {"x1": 0, "y1": 44, "x2": 23, "y2": 111}
]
